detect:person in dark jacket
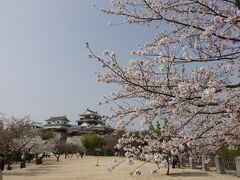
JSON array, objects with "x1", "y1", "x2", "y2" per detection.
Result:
[
  {"x1": 80, "y1": 150, "x2": 84, "y2": 159},
  {"x1": 172, "y1": 155, "x2": 179, "y2": 168}
]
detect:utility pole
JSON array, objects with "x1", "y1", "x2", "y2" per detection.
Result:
[{"x1": 95, "y1": 148, "x2": 100, "y2": 166}]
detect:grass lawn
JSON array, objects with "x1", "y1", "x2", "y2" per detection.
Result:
[{"x1": 2, "y1": 156, "x2": 238, "y2": 180}]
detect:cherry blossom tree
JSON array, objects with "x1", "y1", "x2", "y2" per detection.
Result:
[
  {"x1": 0, "y1": 116, "x2": 57, "y2": 167},
  {"x1": 52, "y1": 142, "x2": 80, "y2": 161},
  {"x1": 0, "y1": 116, "x2": 32, "y2": 169},
  {"x1": 25, "y1": 136, "x2": 56, "y2": 165},
  {"x1": 87, "y1": 0, "x2": 240, "y2": 175},
  {"x1": 0, "y1": 116, "x2": 31, "y2": 153}
]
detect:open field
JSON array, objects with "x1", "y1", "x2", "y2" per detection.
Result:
[{"x1": 2, "y1": 156, "x2": 238, "y2": 180}]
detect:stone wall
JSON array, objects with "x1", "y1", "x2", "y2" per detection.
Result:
[{"x1": 66, "y1": 136, "x2": 82, "y2": 146}]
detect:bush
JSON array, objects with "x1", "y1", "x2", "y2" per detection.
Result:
[
  {"x1": 217, "y1": 145, "x2": 240, "y2": 160},
  {"x1": 81, "y1": 132, "x2": 104, "y2": 155},
  {"x1": 39, "y1": 129, "x2": 57, "y2": 140}
]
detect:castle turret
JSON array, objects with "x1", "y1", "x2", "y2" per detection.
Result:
[
  {"x1": 72, "y1": 108, "x2": 114, "y2": 135},
  {"x1": 76, "y1": 109, "x2": 103, "y2": 126},
  {"x1": 44, "y1": 116, "x2": 71, "y2": 132}
]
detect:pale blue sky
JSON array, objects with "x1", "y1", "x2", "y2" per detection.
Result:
[{"x1": 0, "y1": 0, "x2": 156, "y2": 124}]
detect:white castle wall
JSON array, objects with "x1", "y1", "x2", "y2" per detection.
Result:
[{"x1": 66, "y1": 136, "x2": 83, "y2": 146}]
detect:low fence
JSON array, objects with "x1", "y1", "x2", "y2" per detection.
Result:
[
  {"x1": 222, "y1": 158, "x2": 236, "y2": 173},
  {"x1": 181, "y1": 156, "x2": 214, "y2": 170},
  {"x1": 180, "y1": 155, "x2": 240, "y2": 177},
  {"x1": 215, "y1": 155, "x2": 240, "y2": 177}
]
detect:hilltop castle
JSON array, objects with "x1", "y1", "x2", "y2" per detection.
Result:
[{"x1": 32, "y1": 109, "x2": 114, "y2": 144}]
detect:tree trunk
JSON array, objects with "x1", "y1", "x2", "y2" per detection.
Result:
[
  {"x1": 166, "y1": 157, "x2": 170, "y2": 175},
  {"x1": 35, "y1": 154, "x2": 39, "y2": 165},
  {"x1": 181, "y1": 156, "x2": 184, "y2": 168},
  {"x1": 39, "y1": 157, "x2": 43, "y2": 164},
  {"x1": 27, "y1": 150, "x2": 31, "y2": 163},
  {"x1": 35, "y1": 154, "x2": 43, "y2": 165},
  {"x1": 6, "y1": 154, "x2": 12, "y2": 170},
  {"x1": 7, "y1": 160, "x2": 12, "y2": 170},
  {"x1": 53, "y1": 152, "x2": 60, "y2": 162},
  {"x1": 0, "y1": 169, "x2": 2, "y2": 180}
]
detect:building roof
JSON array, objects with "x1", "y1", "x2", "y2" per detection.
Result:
[
  {"x1": 31, "y1": 121, "x2": 43, "y2": 128},
  {"x1": 76, "y1": 109, "x2": 103, "y2": 123},
  {"x1": 80, "y1": 122, "x2": 89, "y2": 127},
  {"x1": 45, "y1": 116, "x2": 70, "y2": 122},
  {"x1": 79, "y1": 108, "x2": 101, "y2": 118}
]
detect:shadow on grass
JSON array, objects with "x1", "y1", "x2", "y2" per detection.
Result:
[
  {"x1": 3, "y1": 164, "x2": 62, "y2": 177},
  {"x1": 169, "y1": 171, "x2": 210, "y2": 177}
]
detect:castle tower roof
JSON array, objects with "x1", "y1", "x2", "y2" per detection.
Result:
[
  {"x1": 79, "y1": 108, "x2": 101, "y2": 118},
  {"x1": 76, "y1": 108, "x2": 102, "y2": 124},
  {"x1": 46, "y1": 116, "x2": 70, "y2": 122}
]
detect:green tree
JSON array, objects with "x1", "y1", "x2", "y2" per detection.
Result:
[
  {"x1": 81, "y1": 132, "x2": 103, "y2": 155},
  {"x1": 217, "y1": 145, "x2": 240, "y2": 160},
  {"x1": 39, "y1": 129, "x2": 57, "y2": 140}
]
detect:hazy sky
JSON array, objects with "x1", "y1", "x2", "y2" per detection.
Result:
[{"x1": 0, "y1": 0, "x2": 156, "y2": 124}]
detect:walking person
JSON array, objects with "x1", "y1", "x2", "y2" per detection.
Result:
[
  {"x1": 171, "y1": 149, "x2": 179, "y2": 168},
  {"x1": 203, "y1": 157, "x2": 209, "y2": 171},
  {"x1": 20, "y1": 152, "x2": 26, "y2": 168},
  {"x1": 80, "y1": 150, "x2": 84, "y2": 159}
]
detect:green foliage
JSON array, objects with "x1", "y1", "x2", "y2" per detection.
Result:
[
  {"x1": 39, "y1": 130, "x2": 57, "y2": 140},
  {"x1": 217, "y1": 145, "x2": 240, "y2": 160},
  {"x1": 81, "y1": 132, "x2": 104, "y2": 154}
]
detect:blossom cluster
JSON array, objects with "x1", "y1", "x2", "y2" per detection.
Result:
[{"x1": 88, "y1": 0, "x2": 240, "y2": 175}]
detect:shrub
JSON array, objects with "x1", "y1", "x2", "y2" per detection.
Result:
[{"x1": 81, "y1": 132, "x2": 103, "y2": 155}]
